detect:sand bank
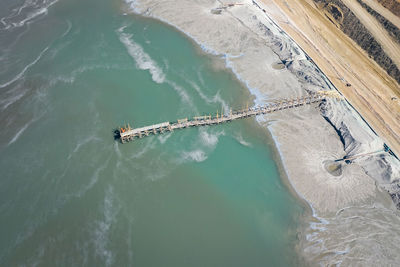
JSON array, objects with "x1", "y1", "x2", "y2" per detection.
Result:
[{"x1": 124, "y1": 0, "x2": 400, "y2": 264}]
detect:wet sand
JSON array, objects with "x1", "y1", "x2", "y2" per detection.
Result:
[{"x1": 124, "y1": 0, "x2": 400, "y2": 265}]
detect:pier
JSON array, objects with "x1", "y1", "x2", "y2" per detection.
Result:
[{"x1": 118, "y1": 91, "x2": 335, "y2": 143}]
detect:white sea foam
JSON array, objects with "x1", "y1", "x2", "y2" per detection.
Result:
[
  {"x1": 7, "y1": 121, "x2": 31, "y2": 146},
  {"x1": 234, "y1": 134, "x2": 252, "y2": 147},
  {"x1": 158, "y1": 132, "x2": 172, "y2": 144},
  {"x1": 117, "y1": 26, "x2": 196, "y2": 109},
  {"x1": 1, "y1": 21, "x2": 30, "y2": 50},
  {"x1": 0, "y1": 46, "x2": 48, "y2": 89},
  {"x1": 199, "y1": 129, "x2": 224, "y2": 148},
  {"x1": 73, "y1": 155, "x2": 112, "y2": 199},
  {"x1": 67, "y1": 136, "x2": 101, "y2": 160},
  {"x1": 94, "y1": 186, "x2": 119, "y2": 267},
  {"x1": 49, "y1": 63, "x2": 124, "y2": 87},
  {"x1": 124, "y1": 1, "x2": 220, "y2": 56},
  {"x1": 166, "y1": 80, "x2": 194, "y2": 108},
  {"x1": 61, "y1": 20, "x2": 72, "y2": 38},
  {"x1": 224, "y1": 54, "x2": 267, "y2": 107},
  {"x1": 47, "y1": 39, "x2": 72, "y2": 60},
  {"x1": 113, "y1": 142, "x2": 122, "y2": 159},
  {"x1": 125, "y1": 2, "x2": 400, "y2": 265},
  {"x1": 176, "y1": 130, "x2": 224, "y2": 164},
  {"x1": 0, "y1": 87, "x2": 28, "y2": 111},
  {"x1": 124, "y1": 0, "x2": 142, "y2": 14},
  {"x1": 122, "y1": 0, "x2": 265, "y2": 110},
  {"x1": 0, "y1": 0, "x2": 59, "y2": 30},
  {"x1": 129, "y1": 139, "x2": 156, "y2": 159},
  {"x1": 118, "y1": 28, "x2": 165, "y2": 84},
  {"x1": 186, "y1": 77, "x2": 229, "y2": 113},
  {"x1": 181, "y1": 149, "x2": 207, "y2": 163},
  {"x1": 14, "y1": 7, "x2": 48, "y2": 28},
  {"x1": 6, "y1": 95, "x2": 48, "y2": 147}
]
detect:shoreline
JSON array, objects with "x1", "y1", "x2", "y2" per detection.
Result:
[
  {"x1": 252, "y1": 0, "x2": 384, "y2": 143},
  {"x1": 123, "y1": 0, "x2": 400, "y2": 265},
  {"x1": 133, "y1": 10, "x2": 318, "y2": 255},
  {"x1": 258, "y1": 0, "x2": 400, "y2": 156},
  {"x1": 125, "y1": 2, "x2": 317, "y2": 212},
  {"x1": 123, "y1": 6, "x2": 317, "y2": 263},
  {"x1": 123, "y1": 3, "x2": 317, "y2": 261}
]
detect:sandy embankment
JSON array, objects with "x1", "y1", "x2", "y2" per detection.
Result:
[
  {"x1": 259, "y1": 0, "x2": 400, "y2": 157},
  {"x1": 364, "y1": 0, "x2": 400, "y2": 28},
  {"x1": 125, "y1": 0, "x2": 400, "y2": 265},
  {"x1": 342, "y1": 0, "x2": 400, "y2": 68}
]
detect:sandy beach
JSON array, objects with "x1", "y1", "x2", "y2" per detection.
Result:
[{"x1": 124, "y1": 0, "x2": 400, "y2": 265}]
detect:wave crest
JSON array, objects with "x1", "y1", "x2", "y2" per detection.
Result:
[{"x1": 118, "y1": 28, "x2": 165, "y2": 84}]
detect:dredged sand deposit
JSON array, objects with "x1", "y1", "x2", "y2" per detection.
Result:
[
  {"x1": 124, "y1": 0, "x2": 400, "y2": 265},
  {"x1": 259, "y1": 0, "x2": 400, "y2": 157}
]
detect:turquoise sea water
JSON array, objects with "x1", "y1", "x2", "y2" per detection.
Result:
[{"x1": 0, "y1": 0, "x2": 304, "y2": 265}]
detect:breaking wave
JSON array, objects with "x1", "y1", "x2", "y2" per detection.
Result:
[
  {"x1": 117, "y1": 26, "x2": 195, "y2": 108},
  {"x1": 123, "y1": 0, "x2": 141, "y2": 14},
  {"x1": 118, "y1": 27, "x2": 165, "y2": 84}
]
